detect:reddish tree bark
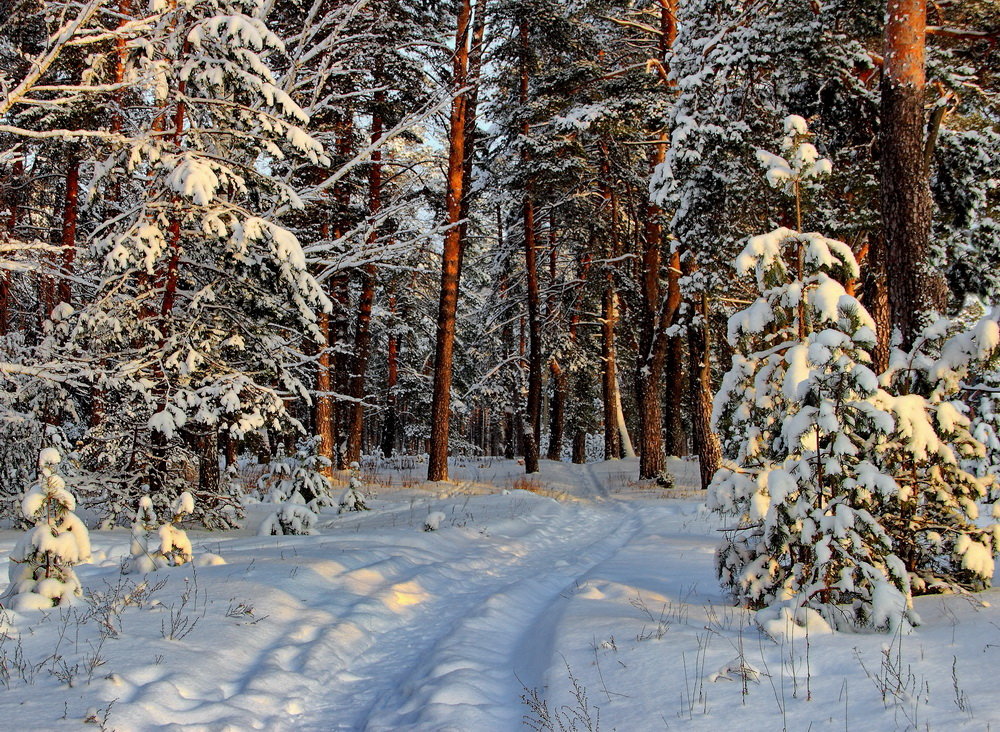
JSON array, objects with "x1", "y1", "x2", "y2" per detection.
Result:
[
  {"x1": 57, "y1": 154, "x2": 80, "y2": 307},
  {"x1": 636, "y1": 142, "x2": 668, "y2": 479},
  {"x1": 881, "y1": 0, "x2": 944, "y2": 350},
  {"x1": 314, "y1": 308, "x2": 335, "y2": 477},
  {"x1": 427, "y1": 0, "x2": 475, "y2": 482},
  {"x1": 599, "y1": 147, "x2": 623, "y2": 460}
]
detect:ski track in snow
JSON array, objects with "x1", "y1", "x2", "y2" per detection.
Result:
[
  {"x1": 241, "y1": 501, "x2": 641, "y2": 730},
  {"x1": 94, "y1": 481, "x2": 647, "y2": 731}
]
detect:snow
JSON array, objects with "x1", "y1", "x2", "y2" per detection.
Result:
[
  {"x1": 423, "y1": 510, "x2": 446, "y2": 531},
  {"x1": 0, "y1": 458, "x2": 997, "y2": 729},
  {"x1": 38, "y1": 447, "x2": 61, "y2": 467}
]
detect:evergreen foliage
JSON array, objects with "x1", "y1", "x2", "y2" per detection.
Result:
[{"x1": 6, "y1": 448, "x2": 91, "y2": 610}]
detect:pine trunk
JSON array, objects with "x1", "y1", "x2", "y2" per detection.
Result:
[
  {"x1": 572, "y1": 429, "x2": 586, "y2": 464},
  {"x1": 196, "y1": 426, "x2": 220, "y2": 498},
  {"x1": 519, "y1": 18, "x2": 542, "y2": 475},
  {"x1": 599, "y1": 145, "x2": 623, "y2": 460},
  {"x1": 427, "y1": 0, "x2": 474, "y2": 482},
  {"x1": 523, "y1": 195, "x2": 542, "y2": 473},
  {"x1": 330, "y1": 272, "x2": 349, "y2": 469},
  {"x1": 381, "y1": 296, "x2": 399, "y2": 459},
  {"x1": 601, "y1": 287, "x2": 621, "y2": 460},
  {"x1": 881, "y1": 0, "x2": 941, "y2": 350},
  {"x1": 57, "y1": 155, "x2": 79, "y2": 307},
  {"x1": 315, "y1": 311, "x2": 335, "y2": 478},
  {"x1": 864, "y1": 235, "x2": 892, "y2": 372},
  {"x1": 688, "y1": 292, "x2": 721, "y2": 489},
  {"x1": 345, "y1": 95, "x2": 386, "y2": 465},
  {"x1": 636, "y1": 144, "x2": 668, "y2": 479},
  {"x1": 663, "y1": 332, "x2": 687, "y2": 456}
]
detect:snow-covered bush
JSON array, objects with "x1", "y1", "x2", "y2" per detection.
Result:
[
  {"x1": 127, "y1": 495, "x2": 159, "y2": 574},
  {"x1": 339, "y1": 462, "x2": 370, "y2": 514},
  {"x1": 5, "y1": 448, "x2": 91, "y2": 610},
  {"x1": 878, "y1": 315, "x2": 1000, "y2": 593},
  {"x1": 424, "y1": 511, "x2": 446, "y2": 532},
  {"x1": 157, "y1": 492, "x2": 196, "y2": 567},
  {"x1": 258, "y1": 493, "x2": 317, "y2": 536},
  {"x1": 710, "y1": 118, "x2": 915, "y2": 631},
  {"x1": 258, "y1": 438, "x2": 332, "y2": 510},
  {"x1": 127, "y1": 492, "x2": 196, "y2": 572}
]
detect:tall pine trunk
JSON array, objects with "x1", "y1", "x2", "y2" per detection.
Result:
[
  {"x1": 380, "y1": 294, "x2": 399, "y2": 458},
  {"x1": 519, "y1": 17, "x2": 542, "y2": 475},
  {"x1": 599, "y1": 146, "x2": 622, "y2": 460},
  {"x1": 345, "y1": 96, "x2": 385, "y2": 465},
  {"x1": 636, "y1": 143, "x2": 668, "y2": 479},
  {"x1": 57, "y1": 154, "x2": 79, "y2": 308},
  {"x1": 881, "y1": 0, "x2": 942, "y2": 350},
  {"x1": 427, "y1": 0, "x2": 474, "y2": 482},
  {"x1": 314, "y1": 308, "x2": 335, "y2": 477}
]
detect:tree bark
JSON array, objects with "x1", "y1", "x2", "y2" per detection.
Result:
[
  {"x1": 599, "y1": 146, "x2": 622, "y2": 460},
  {"x1": 863, "y1": 235, "x2": 892, "y2": 372},
  {"x1": 881, "y1": 0, "x2": 943, "y2": 350},
  {"x1": 314, "y1": 310, "x2": 335, "y2": 477},
  {"x1": 519, "y1": 17, "x2": 542, "y2": 475},
  {"x1": 196, "y1": 426, "x2": 220, "y2": 499},
  {"x1": 0, "y1": 158, "x2": 23, "y2": 335},
  {"x1": 57, "y1": 154, "x2": 79, "y2": 307},
  {"x1": 345, "y1": 97, "x2": 384, "y2": 465},
  {"x1": 663, "y1": 329, "x2": 687, "y2": 456},
  {"x1": 688, "y1": 291, "x2": 721, "y2": 489},
  {"x1": 380, "y1": 295, "x2": 399, "y2": 458},
  {"x1": 427, "y1": 0, "x2": 474, "y2": 482},
  {"x1": 330, "y1": 272, "x2": 349, "y2": 469},
  {"x1": 636, "y1": 143, "x2": 669, "y2": 479},
  {"x1": 546, "y1": 359, "x2": 565, "y2": 461}
]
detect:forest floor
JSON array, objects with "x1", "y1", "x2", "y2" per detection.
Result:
[{"x1": 0, "y1": 457, "x2": 998, "y2": 730}]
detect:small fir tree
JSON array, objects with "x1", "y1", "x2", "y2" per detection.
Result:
[
  {"x1": 127, "y1": 495, "x2": 160, "y2": 574},
  {"x1": 256, "y1": 443, "x2": 326, "y2": 535},
  {"x1": 6, "y1": 448, "x2": 91, "y2": 610},
  {"x1": 258, "y1": 494, "x2": 317, "y2": 536},
  {"x1": 339, "y1": 461, "x2": 370, "y2": 514},
  {"x1": 156, "y1": 492, "x2": 196, "y2": 567},
  {"x1": 711, "y1": 117, "x2": 916, "y2": 631}
]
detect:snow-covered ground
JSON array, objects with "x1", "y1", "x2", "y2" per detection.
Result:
[{"x1": 0, "y1": 457, "x2": 998, "y2": 730}]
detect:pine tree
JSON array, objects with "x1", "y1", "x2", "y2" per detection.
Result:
[
  {"x1": 711, "y1": 118, "x2": 915, "y2": 631},
  {"x1": 338, "y1": 461, "x2": 370, "y2": 513},
  {"x1": 6, "y1": 448, "x2": 91, "y2": 610},
  {"x1": 878, "y1": 314, "x2": 1000, "y2": 593},
  {"x1": 73, "y1": 0, "x2": 332, "y2": 511}
]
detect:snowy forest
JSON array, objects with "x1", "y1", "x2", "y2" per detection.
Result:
[{"x1": 1, "y1": 0, "x2": 1000, "y2": 729}]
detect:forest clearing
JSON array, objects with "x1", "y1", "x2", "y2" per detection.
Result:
[{"x1": 0, "y1": 457, "x2": 998, "y2": 730}]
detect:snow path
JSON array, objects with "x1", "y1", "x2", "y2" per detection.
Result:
[
  {"x1": 259, "y1": 501, "x2": 641, "y2": 730},
  {"x1": 358, "y1": 510, "x2": 640, "y2": 730}
]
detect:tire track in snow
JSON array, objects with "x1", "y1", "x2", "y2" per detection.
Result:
[{"x1": 349, "y1": 506, "x2": 642, "y2": 730}]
